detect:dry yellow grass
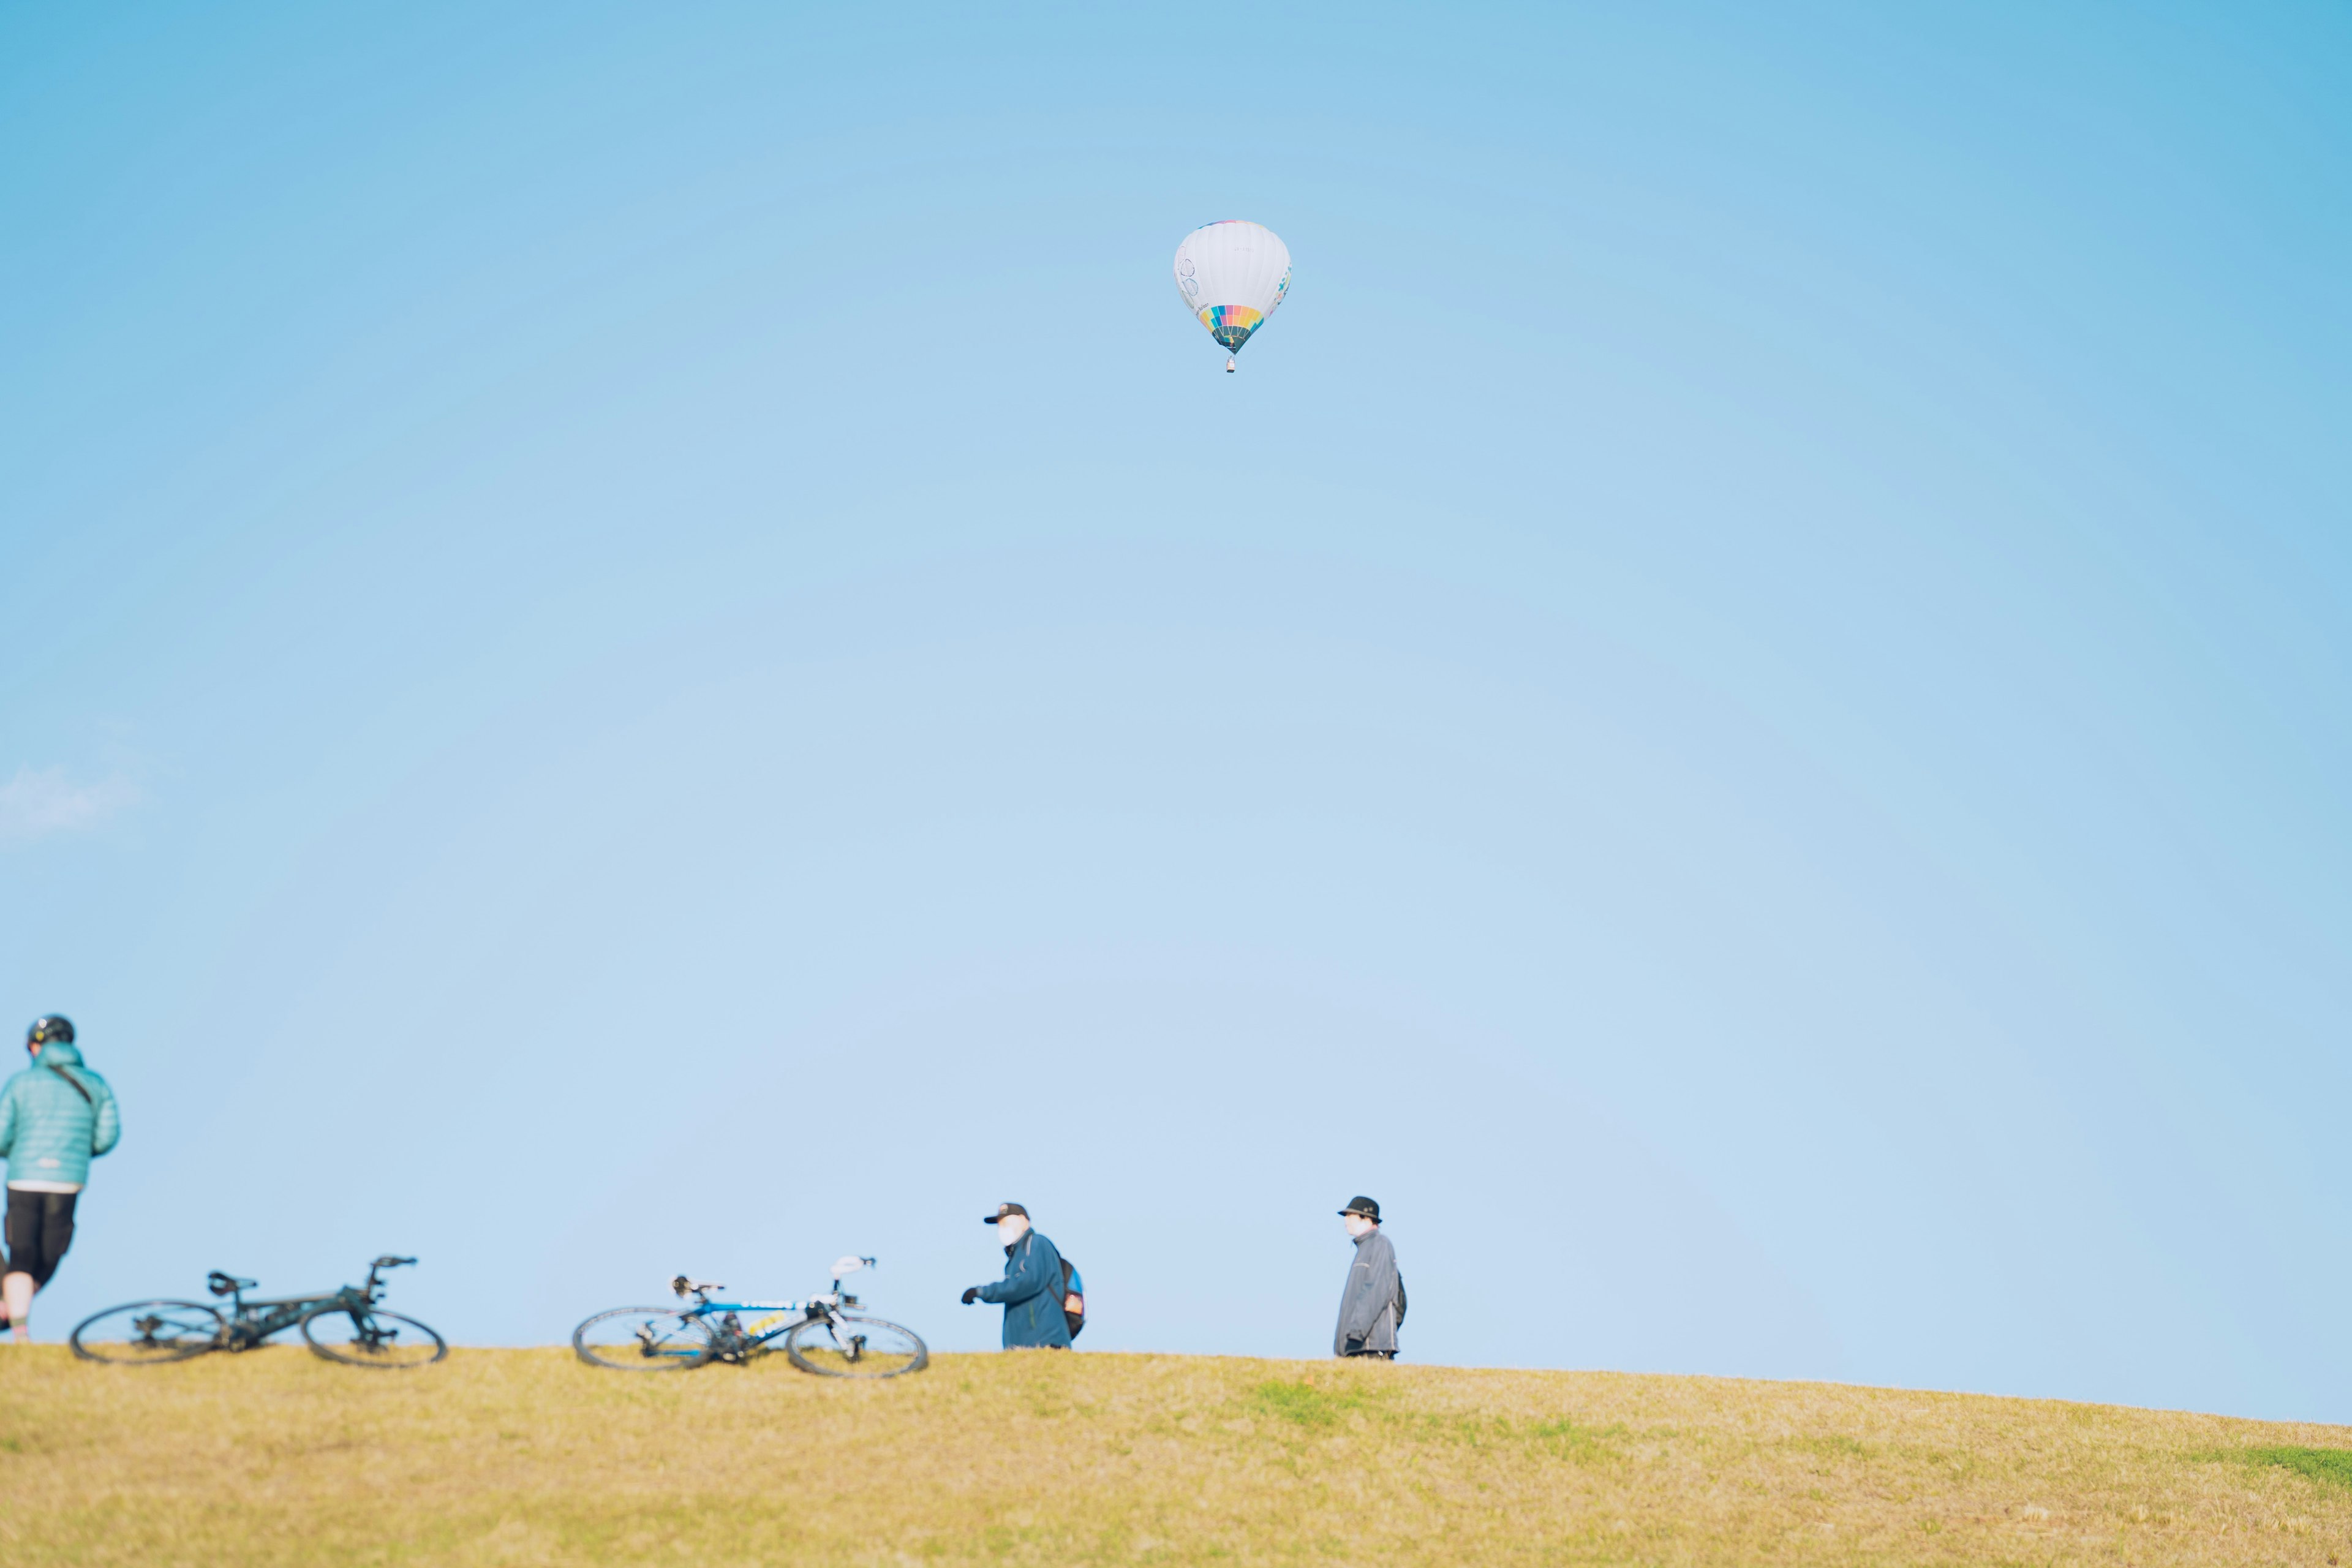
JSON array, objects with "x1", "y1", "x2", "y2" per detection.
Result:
[{"x1": 3, "y1": 1346, "x2": 2349, "y2": 1565}]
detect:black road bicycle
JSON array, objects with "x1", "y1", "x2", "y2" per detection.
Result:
[
  {"x1": 70, "y1": 1254, "x2": 447, "y2": 1369},
  {"x1": 573, "y1": 1255, "x2": 927, "y2": 1378}
]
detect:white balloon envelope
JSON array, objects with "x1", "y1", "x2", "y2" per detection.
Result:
[{"x1": 1173, "y1": 221, "x2": 1291, "y2": 371}]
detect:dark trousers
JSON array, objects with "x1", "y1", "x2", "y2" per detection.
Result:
[{"x1": 4, "y1": 1188, "x2": 78, "y2": 1289}]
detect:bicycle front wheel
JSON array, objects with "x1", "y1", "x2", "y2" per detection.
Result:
[
  {"x1": 301, "y1": 1306, "x2": 447, "y2": 1368},
  {"x1": 784, "y1": 1312, "x2": 927, "y2": 1378},
  {"x1": 573, "y1": 1306, "x2": 716, "y2": 1371},
  {"x1": 70, "y1": 1300, "x2": 224, "y2": 1365}
]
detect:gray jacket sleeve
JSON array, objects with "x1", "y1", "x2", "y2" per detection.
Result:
[{"x1": 1335, "y1": 1232, "x2": 1400, "y2": 1350}]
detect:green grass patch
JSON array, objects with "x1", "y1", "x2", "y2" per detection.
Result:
[
  {"x1": 1523, "y1": 1415, "x2": 1624, "y2": 1461},
  {"x1": 1246, "y1": 1376, "x2": 1620, "y2": 1461},
  {"x1": 2244, "y1": 1444, "x2": 2352, "y2": 1491},
  {"x1": 1248, "y1": 1376, "x2": 1379, "y2": 1427}
]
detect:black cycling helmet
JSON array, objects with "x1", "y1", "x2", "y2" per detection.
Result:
[{"x1": 26, "y1": 1016, "x2": 73, "y2": 1047}]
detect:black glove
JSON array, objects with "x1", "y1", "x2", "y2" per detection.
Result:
[
  {"x1": 961, "y1": 1287, "x2": 980, "y2": 1305},
  {"x1": 1343, "y1": 1336, "x2": 1364, "y2": 1355}
]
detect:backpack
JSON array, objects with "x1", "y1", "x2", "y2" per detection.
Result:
[{"x1": 1058, "y1": 1257, "x2": 1085, "y2": 1340}]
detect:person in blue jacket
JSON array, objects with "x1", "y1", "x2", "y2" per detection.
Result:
[
  {"x1": 1, "y1": 1016, "x2": 121, "y2": 1342},
  {"x1": 960, "y1": 1202, "x2": 1072, "y2": 1349}
]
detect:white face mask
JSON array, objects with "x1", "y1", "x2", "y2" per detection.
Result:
[
  {"x1": 996, "y1": 1218, "x2": 1030, "y2": 1245},
  {"x1": 1343, "y1": 1215, "x2": 1376, "y2": 1238}
]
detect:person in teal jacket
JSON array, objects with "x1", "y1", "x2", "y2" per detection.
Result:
[
  {"x1": 1, "y1": 1016, "x2": 121, "y2": 1342},
  {"x1": 960, "y1": 1202, "x2": 1072, "y2": 1349}
]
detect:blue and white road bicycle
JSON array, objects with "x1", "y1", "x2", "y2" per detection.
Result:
[{"x1": 572, "y1": 1256, "x2": 927, "y2": 1378}]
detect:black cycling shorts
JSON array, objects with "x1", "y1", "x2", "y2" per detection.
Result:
[{"x1": 4, "y1": 1188, "x2": 78, "y2": 1290}]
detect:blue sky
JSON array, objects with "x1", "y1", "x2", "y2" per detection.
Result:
[{"x1": 3, "y1": 2, "x2": 2348, "y2": 1420}]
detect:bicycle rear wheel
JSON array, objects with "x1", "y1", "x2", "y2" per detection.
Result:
[
  {"x1": 573, "y1": 1306, "x2": 716, "y2": 1371},
  {"x1": 784, "y1": 1313, "x2": 927, "y2": 1378},
  {"x1": 301, "y1": 1306, "x2": 447, "y2": 1368},
  {"x1": 70, "y1": 1300, "x2": 224, "y2": 1365}
]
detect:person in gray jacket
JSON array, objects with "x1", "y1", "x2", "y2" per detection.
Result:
[{"x1": 1333, "y1": 1195, "x2": 1402, "y2": 1359}]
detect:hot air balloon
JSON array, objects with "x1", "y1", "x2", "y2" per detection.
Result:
[{"x1": 1173, "y1": 221, "x2": 1291, "y2": 372}]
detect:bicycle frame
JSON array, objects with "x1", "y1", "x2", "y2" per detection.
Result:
[
  {"x1": 208, "y1": 1258, "x2": 404, "y2": 1349},
  {"x1": 671, "y1": 1288, "x2": 836, "y2": 1360},
  {"x1": 665, "y1": 1258, "x2": 872, "y2": 1362}
]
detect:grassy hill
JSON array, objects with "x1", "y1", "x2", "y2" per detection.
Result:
[{"x1": 2, "y1": 1346, "x2": 2348, "y2": 1566}]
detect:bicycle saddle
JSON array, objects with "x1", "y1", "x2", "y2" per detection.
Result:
[
  {"x1": 207, "y1": 1271, "x2": 257, "y2": 1297},
  {"x1": 372, "y1": 1255, "x2": 417, "y2": 1270}
]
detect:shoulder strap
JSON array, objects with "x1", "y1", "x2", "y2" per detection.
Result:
[{"x1": 46, "y1": 1063, "x2": 94, "y2": 1105}]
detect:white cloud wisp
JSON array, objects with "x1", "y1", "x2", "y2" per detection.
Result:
[{"x1": 0, "y1": 765, "x2": 141, "y2": 847}]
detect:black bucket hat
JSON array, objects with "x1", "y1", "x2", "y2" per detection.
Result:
[
  {"x1": 1338, "y1": 1196, "x2": 1381, "y2": 1222},
  {"x1": 984, "y1": 1202, "x2": 1030, "y2": 1225}
]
